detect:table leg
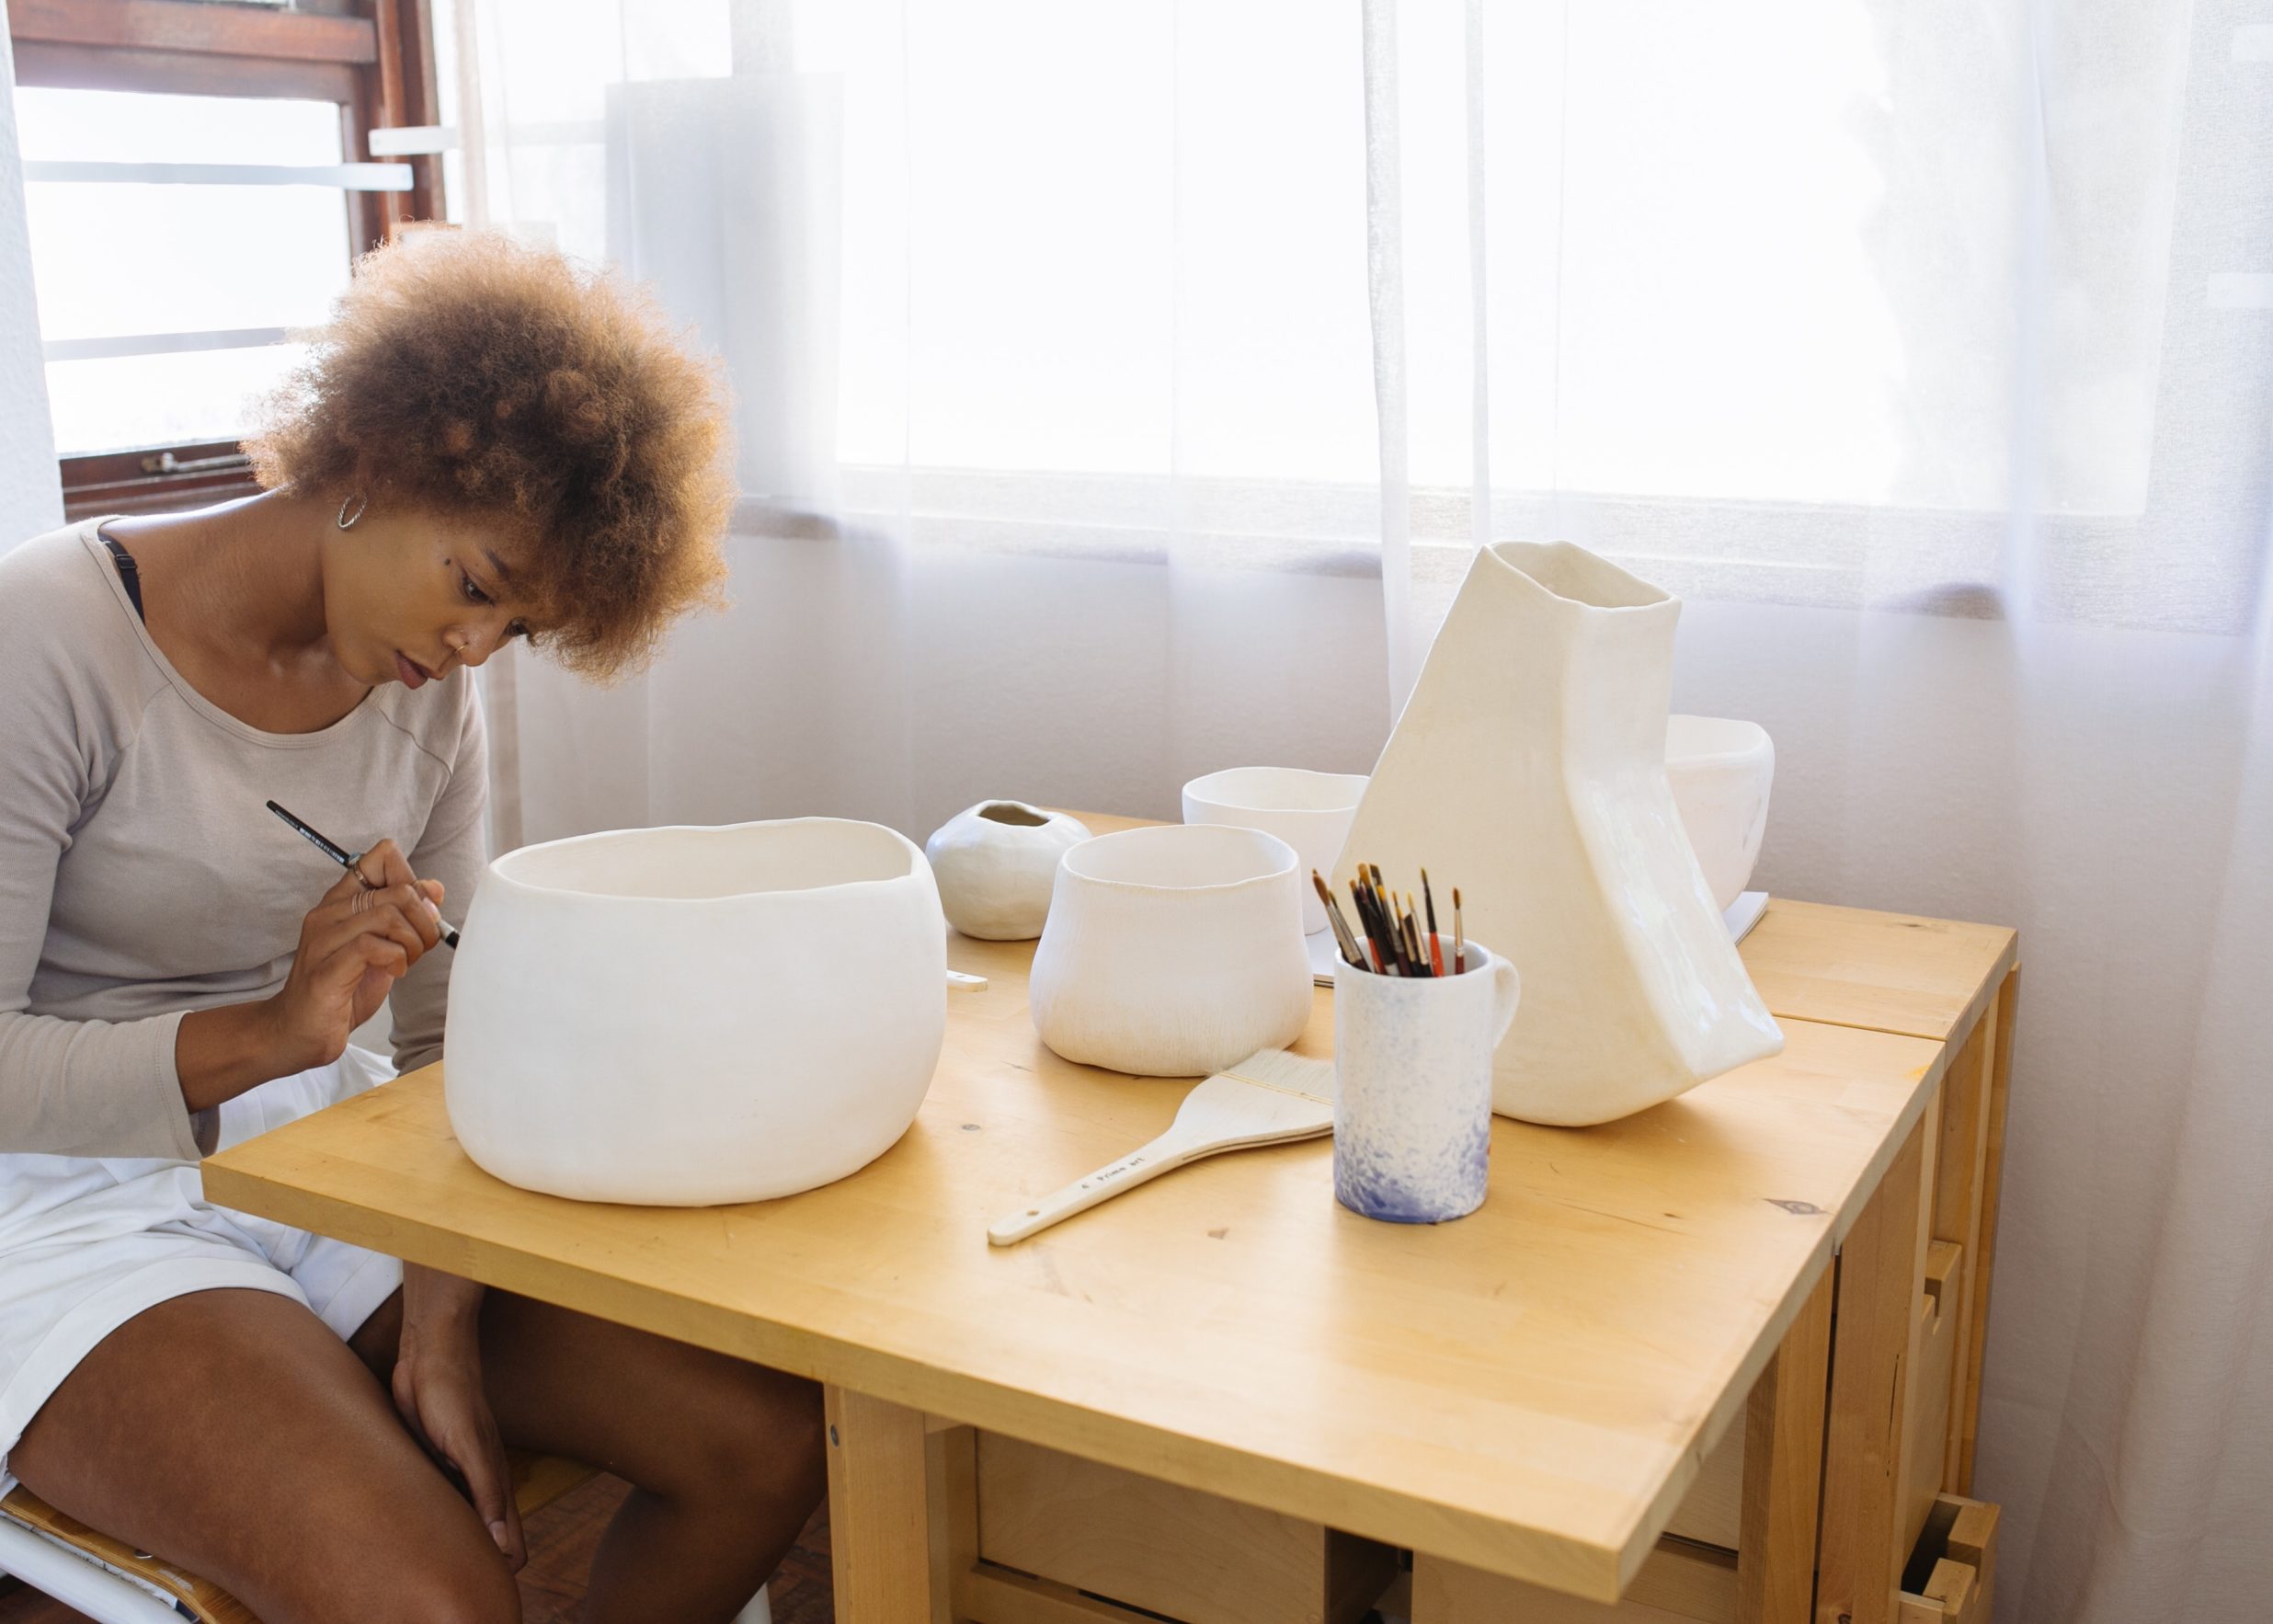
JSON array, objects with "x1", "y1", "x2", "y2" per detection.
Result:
[
  {"x1": 1814, "y1": 1115, "x2": 1929, "y2": 1624},
  {"x1": 826, "y1": 1384, "x2": 937, "y2": 1624},
  {"x1": 1740, "y1": 1263, "x2": 1834, "y2": 1624}
]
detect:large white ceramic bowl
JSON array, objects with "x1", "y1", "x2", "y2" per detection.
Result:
[
  {"x1": 1665, "y1": 716, "x2": 1776, "y2": 910},
  {"x1": 443, "y1": 818, "x2": 947, "y2": 1207},
  {"x1": 1181, "y1": 767, "x2": 1370, "y2": 935},
  {"x1": 1028, "y1": 824, "x2": 1312, "y2": 1077}
]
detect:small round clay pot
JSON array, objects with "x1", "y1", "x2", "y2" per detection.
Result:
[{"x1": 924, "y1": 801, "x2": 1091, "y2": 941}]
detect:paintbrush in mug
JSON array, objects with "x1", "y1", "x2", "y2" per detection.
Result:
[
  {"x1": 1366, "y1": 866, "x2": 1404, "y2": 973},
  {"x1": 1350, "y1": 876, "x2": 1395, "y2": 973},
  {"x1": 266, "y1": 799, "x2": 459, "y2": 948},
  {"x1": 1355, "y1": 869, "x2": 1404, "y2": 974},
  {"x1": 1312, "y1": 870, "x2": 1366, "y2": 969}
]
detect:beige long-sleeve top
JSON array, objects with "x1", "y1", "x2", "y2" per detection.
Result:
[{"x1": 0, "y1": 520, "x2": 486, "y2": 1161}]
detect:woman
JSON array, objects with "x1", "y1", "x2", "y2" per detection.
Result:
[{"x1": 0, "y1": 231, "x2": 822, "y2": 1622}]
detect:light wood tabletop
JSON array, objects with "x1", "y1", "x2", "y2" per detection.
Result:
[{"x1": 201, "y1": 813, "x2": 2014, "y2": 1609}]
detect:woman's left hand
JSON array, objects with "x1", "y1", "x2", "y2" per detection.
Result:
[{"x1": 393, "y1": 1266, "x2": 525, "y2": 1571}]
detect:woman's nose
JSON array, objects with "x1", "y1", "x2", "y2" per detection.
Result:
[{"x1": 449, "y1": 620, "x2": 509, "y2": 669}]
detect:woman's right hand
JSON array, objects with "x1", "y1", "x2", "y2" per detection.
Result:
[{"x1": 263, "y1": 839, "x2": 444, "y2": 1074}]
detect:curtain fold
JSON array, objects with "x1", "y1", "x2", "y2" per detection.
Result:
[{"x1": 445, "y1": 3, "x2": 2268, "y2": 1616}]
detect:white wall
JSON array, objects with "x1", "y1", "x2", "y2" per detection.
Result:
[{"x1": 0, "y1": 6, "x2": 63, "y2": 545}]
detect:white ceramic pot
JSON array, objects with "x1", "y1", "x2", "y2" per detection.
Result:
[
  {"x1": 925, "y1": 801, "x2": 1091, "y2": 941},
  {"x1": 1181, "y1": 767, "x2": 1370, "y2": 936},
  {"x1": 1665, "y1": 716, "x2": 1775, "y2": 911},
  {"x1": 443, "y1": 818, "x2": 947, "y2": 1206},
  {"x1": 1334, "y1": 542, "x2": 1783, "y2": 1127},
  {"x1": 1028, "y1": 824, "x2": 1312, "y2": 1078}
]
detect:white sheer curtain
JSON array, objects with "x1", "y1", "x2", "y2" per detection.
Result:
[
  {"x1": 444, "y1": 2, "x2": 2269, "y2": 1618},
  {"x1": 1372, "y1": 6, "x2": 2272, "y2": 1619}
]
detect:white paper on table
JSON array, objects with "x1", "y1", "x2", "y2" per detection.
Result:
[{"x1": 1723, "y1": 890, "x2": 1770, "y2": 944}]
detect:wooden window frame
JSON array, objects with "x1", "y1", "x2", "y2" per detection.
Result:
[{"x1": 9, "y1": 0, "x2": 446, "y2": 520}]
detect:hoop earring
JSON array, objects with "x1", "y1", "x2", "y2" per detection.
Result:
[{"x1": 337, "y1": 493, "x2": 368, "y2": 530}]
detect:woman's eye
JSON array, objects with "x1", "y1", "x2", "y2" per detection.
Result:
[{"x1": 458, "y1": 569, "x2": 492, "y2": 606}]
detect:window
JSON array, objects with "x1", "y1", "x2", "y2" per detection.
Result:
[{"x1": 9, "y1": 0, "x2": 443, "y2": 518}]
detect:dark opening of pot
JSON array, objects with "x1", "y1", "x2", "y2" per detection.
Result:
[{"x1": 979, "y1": 803, "x2": 1049, "y2": 827}]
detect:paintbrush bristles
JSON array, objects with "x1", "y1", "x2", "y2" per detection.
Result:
[{"x1": 1336, "y1": 863, "x2": 1468, "y2": 977}]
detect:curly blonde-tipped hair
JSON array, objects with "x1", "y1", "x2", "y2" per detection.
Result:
[{"x1": 249, "y1": 229, "x2": 734, "y2": 679}]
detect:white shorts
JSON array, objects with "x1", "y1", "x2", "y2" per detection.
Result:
[{"x1": 0, "y1": 1047, "x2": 404, "y2": 1488}]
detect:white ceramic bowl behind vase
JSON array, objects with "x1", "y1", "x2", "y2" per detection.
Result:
[
  {"x1": 1181, "y1": 767, "x2": 1370, "y2": 935},
  {"x1": 1029, "y1": 824, "x2": 1313, "y2": 1077},
  {"x1": 1664, "y1": 716, "x2": 1776, "y2": 910},
  {"x1": 444, "y1": 818, "x2": 947, "y2": 1207}
]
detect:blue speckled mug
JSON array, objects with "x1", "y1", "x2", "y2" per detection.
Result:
[{"x1": 1331, "y1": 941, "x2": 1521, "y2": 1223}]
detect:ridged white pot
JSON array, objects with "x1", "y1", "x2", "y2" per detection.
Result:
[
  {"x1": 1665, "y1": 716, "x2": 1775, "y2": 911},
  {"x1": 925, "y1": 801, "x2": 1091, "y2": 940},
  {"x1": 443, "y1": 818, "x2": 947, "y2": 1206},
  {"x1": 1333, "y1": 542, "x2": 1783, "y2": 1127},
  {"x1": 1029, "y1": 824, "x2": 1312, "y2": 1077},
  {"x1": 1181, "y1": 767, "x2": 1369, "y2": 935}
]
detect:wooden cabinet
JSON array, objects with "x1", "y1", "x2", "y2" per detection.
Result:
[
  {"x1": 961, "y1": 1433, "x2": 1396, "y2": 1624},
  {"x1": 1408, "y1": 967, "x2": 2016, "y2": 1624}
]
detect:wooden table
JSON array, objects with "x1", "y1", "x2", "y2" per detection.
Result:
[{"x1": 202, "y1": 813, "x2": 2016, "y2": 1623}]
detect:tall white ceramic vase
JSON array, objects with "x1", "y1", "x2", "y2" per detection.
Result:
[{"x1": 1333, "y1": 542, "x2": 1783, "y2": 1126}]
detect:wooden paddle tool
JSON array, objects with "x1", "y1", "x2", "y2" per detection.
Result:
[{"x1": 987, "y1": 1047, "x2": 1336, "y2": 1246}]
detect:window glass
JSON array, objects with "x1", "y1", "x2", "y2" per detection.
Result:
[
  {"x1": 17, "y1": 89, "x2": 354, "y2": 454},
  {"x1": 44, "y1": 346, "x2": 314, "y2": 458}
]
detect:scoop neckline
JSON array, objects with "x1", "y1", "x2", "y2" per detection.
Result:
[{"x1": 83, "y1": 517, "x2": 384, "y2": 749}]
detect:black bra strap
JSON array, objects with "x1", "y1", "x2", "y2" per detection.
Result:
[{"x1": 100, "y1": 533, "x2": 145, "y2": 623}]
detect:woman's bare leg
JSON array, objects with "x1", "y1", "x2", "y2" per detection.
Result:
[
  {"x1": 358, "y1": 1288, "x2": 825, "y2": 1624},
  {"x1": 10, "y1": 1288, "x2": 518, "y2": 1624}
]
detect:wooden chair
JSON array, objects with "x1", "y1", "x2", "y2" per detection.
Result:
[{"x1": 0, "y1": 1450, "x2": 594, "y2": 1622}]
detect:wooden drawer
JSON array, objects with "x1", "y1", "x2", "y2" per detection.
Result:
[
  {"x1": 1411, "y1": 1538, "x2": 1736, "y2": 1624},
  {"x1": 1901, "y1": 1494, "x2": 2000, "y2": 1624},
  {"x1": 970, "y1": 1433, "x2": 1397, "y2": 1624},
  {"x1": 1409, "y1": 1495, "x2": 2002, "y2": 1624}
]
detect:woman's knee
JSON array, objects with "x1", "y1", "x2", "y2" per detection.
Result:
[
  {"x1": 668, "y1": 1365, "x2": 826, "y2": 1515},
  {"x1": 353, "y1": 1536, "x2": 520, "y2": 1624}
]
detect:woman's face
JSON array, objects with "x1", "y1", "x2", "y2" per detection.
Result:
[{"x1": 321, "y1": 503, "x2": 538, "y2": 691}]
